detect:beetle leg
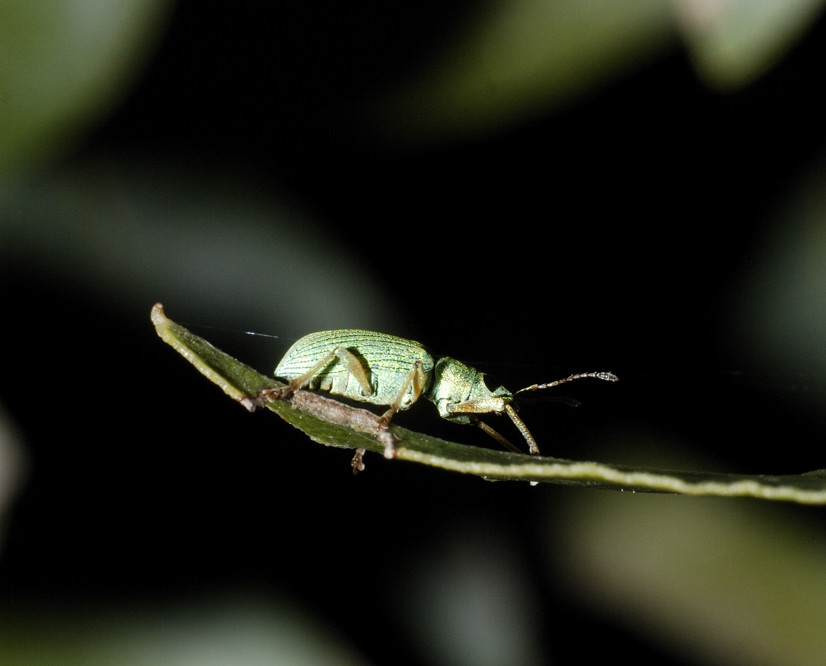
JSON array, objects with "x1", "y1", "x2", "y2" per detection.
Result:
[
  {"x1": 351, "y1": 448, "x2": 366, "y2": 474},
  {"x1": 380, "y1": 360, "x2": 426, "y2": 425},
  {"x1": 286, "y1": 349, "x2": 335, "y2": 391},
  {"x1": 475, "y1": 421, "x2": 523, "y2": 454},
  {"x1": 289, "y1": 346, "x2": 373, "y2": 396},
  {"x1": 447, "y1": 397, "x2": 509, "y2": 415},
  {"x1": 504, "y1": 404, "x2": 540, "y2": 455},
  {"x1": 449, "y1": 401, "x2": 540, "y2": 455},
  {"x1": 333, "y1": 347, "x2": 374, "y2": 396}
]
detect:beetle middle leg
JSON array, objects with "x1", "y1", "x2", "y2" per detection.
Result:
[
  {"x1": 379, "y1": 360, "x2": 427, "y2": 426},
  {"x1": 351, "y1": 448, "x2": 366, "y2": 474}
]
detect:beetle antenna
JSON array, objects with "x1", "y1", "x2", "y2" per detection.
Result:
[{"x1": 515, "y1": 371, "x2": 618, "y2": 395}]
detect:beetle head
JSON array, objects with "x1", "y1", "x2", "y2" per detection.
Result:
[{"x1": 429, "y1": 357, "x2": 513, "y2": 423}]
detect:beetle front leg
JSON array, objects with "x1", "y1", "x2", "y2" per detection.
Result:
[
  {"x1": 504, "y1": 404, "x2": 540, "y2": 455},
  {"x1": 446, "y1": 399, "x2": 540, "y2": 455}
]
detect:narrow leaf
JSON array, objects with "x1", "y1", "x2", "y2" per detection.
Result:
[{"x1": 152, "y1": 303, "x2": 826, "y2": 504}]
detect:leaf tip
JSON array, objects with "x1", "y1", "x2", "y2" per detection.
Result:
[{"x1": 151, "y1": 302, "x2": 167, "y2": 325}]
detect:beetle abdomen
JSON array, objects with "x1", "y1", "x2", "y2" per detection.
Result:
[{"x1": 275, "y1": 329, "x2": 435, "y2": 409}]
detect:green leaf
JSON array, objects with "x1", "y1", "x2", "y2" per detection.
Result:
[
  {"x1": 0, "y1": 0, "x2": 171, "y2": 177},
  {"x1": 375, "y1": 0, "x2": 674, "y2": 143},
  {"x1": 152, "y1": 303, "x2": 826, "y2": 503},
  {"x1": 674, "y1": 0, "x2": 826, "y2": 89}
]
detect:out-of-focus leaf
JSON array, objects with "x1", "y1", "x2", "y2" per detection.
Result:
[
  {"x1": 0, "y1": 0, "x2": 171, "y2": 177},
  {"x1": 551, "y1": 491, "x2": 826, "y2": 664},
  {"x1": 376, "y1": 0, "x2": 674, "y2": 143},
  {"x1": 0, "y1": 593, "x2": 367, "y2": 666},
  {"x1": 673, "y1": 0, "x2": 826, "y2": 88}
]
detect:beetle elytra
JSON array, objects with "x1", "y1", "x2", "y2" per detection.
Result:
[{"x1": 270, "y1": 329, "x2": 617, "y2": 457}]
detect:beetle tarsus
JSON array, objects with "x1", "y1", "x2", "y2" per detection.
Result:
[
  {"x1": 351, "y1": 448, "x2": 366, "y2": 474},
  {"x1": 254, "y1": 386, "x2": 292, "y2": 408}
]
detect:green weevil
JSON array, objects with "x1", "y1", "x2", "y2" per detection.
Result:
[{"x1": 271, "y1": 329, "x2": 617, "y2": 457}]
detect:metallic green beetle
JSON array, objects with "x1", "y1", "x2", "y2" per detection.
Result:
[{"x1": 274, "y1": 329, "x2": 617, "y2": 455}]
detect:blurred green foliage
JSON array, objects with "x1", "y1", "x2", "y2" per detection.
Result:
[{"x1": 0, "y1": 0, "x2": 171, "y2": 177}]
